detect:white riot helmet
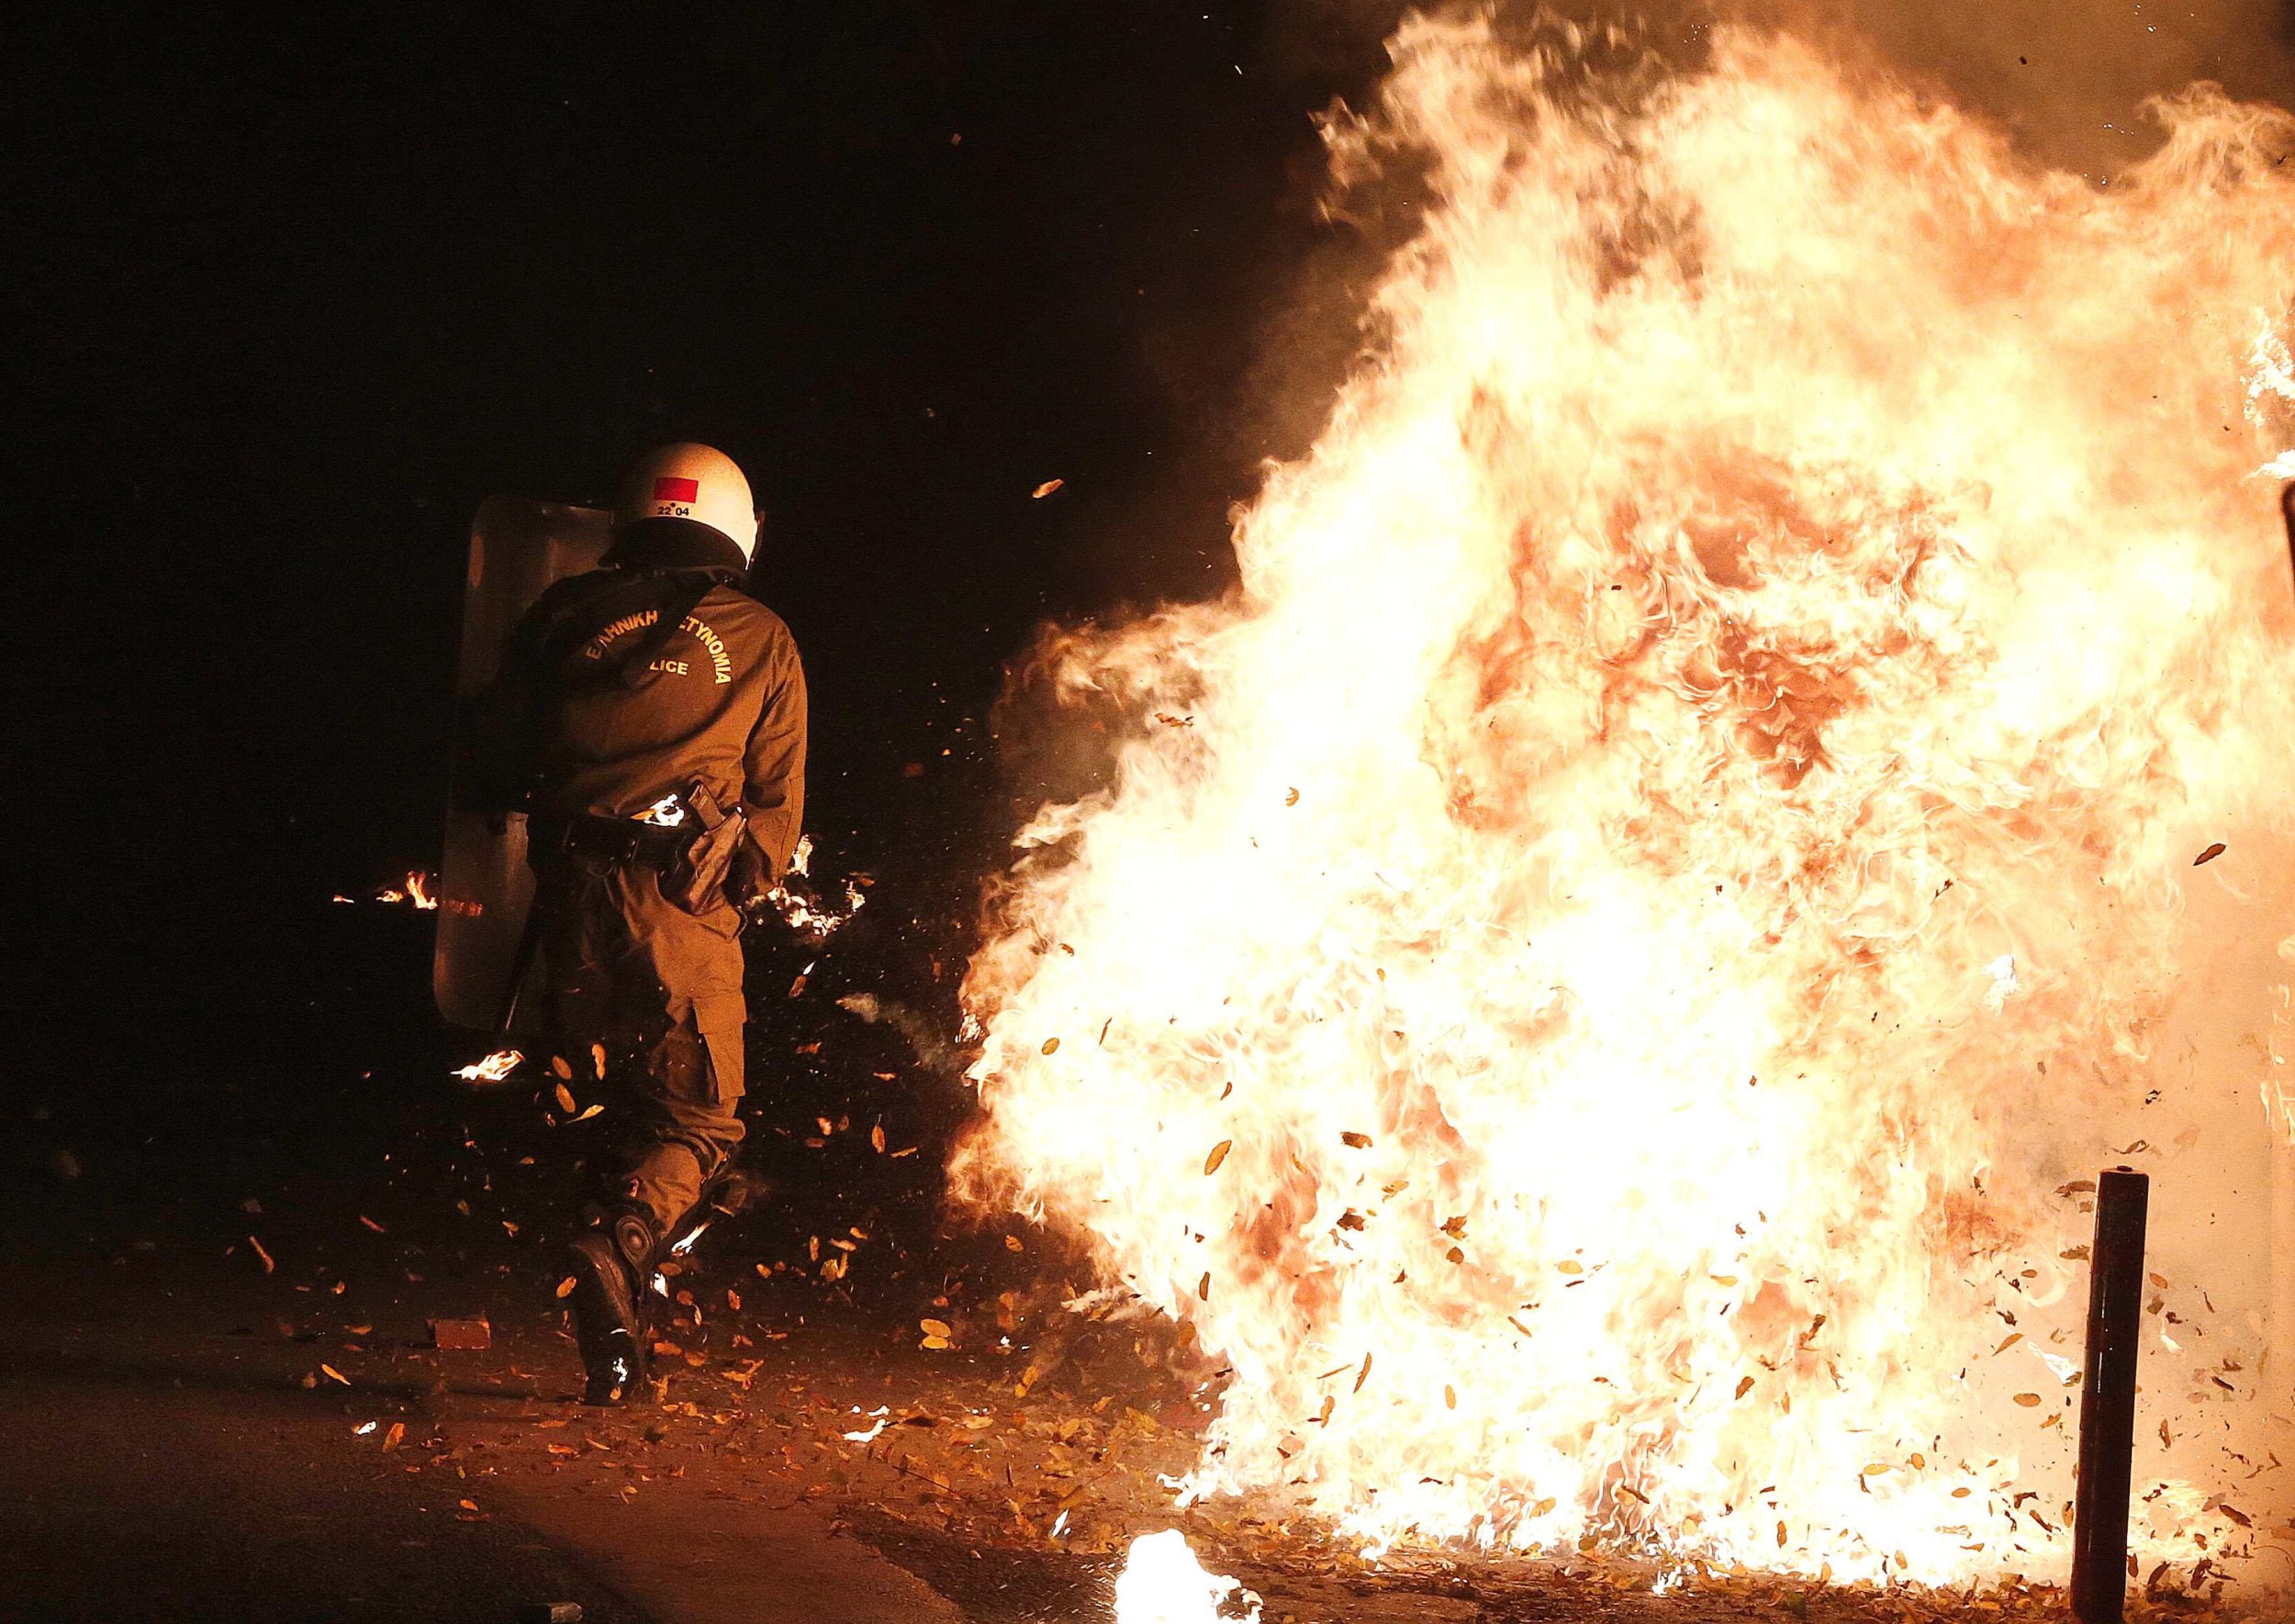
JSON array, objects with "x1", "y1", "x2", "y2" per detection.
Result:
[{"x1": 607, "y1": 442, "x2": 758, "y2": 572}]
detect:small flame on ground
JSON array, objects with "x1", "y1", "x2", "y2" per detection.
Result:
[
  {"x1": 341, "y1": 870, "x2": 440, "y2": 909},
  {"x1": 453, "y1": 1048, "x2": 521, "y2": 1086},
  {"x1": 1111, "y1": 1531, "x2": 1260, "y2": 1624}
]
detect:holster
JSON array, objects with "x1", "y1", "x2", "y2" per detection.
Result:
[{"x1": 660, "y1": 778, "x2": 746, "y2": 915}]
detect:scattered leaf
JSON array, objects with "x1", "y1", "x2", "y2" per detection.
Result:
[
  {"x1": 2194, "y1": 842, "x2": 2227, "y2": 866},
  {"x1": 1032, "y1": 478, "x2": 1063, "y2": 498},
  {"x1": 1203, "y1": 1140, "x2": 1232, "y2": 1176}
]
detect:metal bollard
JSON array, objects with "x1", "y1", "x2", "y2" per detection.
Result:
[{"x1": 2070, "y1": 1167, "x2": 2150, "y2": 1624}]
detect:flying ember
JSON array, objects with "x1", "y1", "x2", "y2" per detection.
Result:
[{"x1": 956, "y1": 12, "x2": 2295, "y2": 1594}]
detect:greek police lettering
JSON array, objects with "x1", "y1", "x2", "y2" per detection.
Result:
[
  {"x1": 584, "y1": 608, "x2": 658, "y2": 659},
  {"x1": 678, "y1": 615, "x2": 734, "y2": 684}
]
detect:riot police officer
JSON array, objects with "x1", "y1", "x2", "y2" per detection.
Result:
[{"x1": 458, "y1": 442, "x2": 805, "y2": 1403}]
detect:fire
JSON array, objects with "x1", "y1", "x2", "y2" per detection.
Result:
[
  {"x1": 956, "y1": 14, "x2": 2295, "y2": 1593},
  {"x1": 1111, "y1": 1531, "x2": 1259, "y2": 1624},
  {"x1": 453, "y1": 1047, "x2": 522, "y2": 1086},
  {"x1": 353, "y1": 870, "x2": 440, "y2": 909},
  {"x1": 756, "y1": 834, "x2": 870, "y2": 943}
]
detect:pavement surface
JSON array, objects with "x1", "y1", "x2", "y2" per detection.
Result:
[
  {"x1": 3, "y1": 901, "x2": 2280, "y2": 1622},
  {"x1": 0, "y1": 1240, "x2": 964, "y2": 1624}
]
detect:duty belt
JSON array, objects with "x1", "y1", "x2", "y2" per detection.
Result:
[{"x1": 538, "y1": 812, "x2": 686, "y2": 868}]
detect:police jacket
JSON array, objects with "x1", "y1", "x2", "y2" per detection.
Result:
[{"x1": 458, "y1": 565, "x2": 807, "y2": 880}]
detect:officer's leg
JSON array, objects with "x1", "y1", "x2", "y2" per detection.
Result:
[
  {"x1": 620, "y1": 989, "x2": 747, "y2": 1237},
  {"x1": 609, "y1": 864, "x2": 747, "y2": 1234},
  {"x1": 533, "y1": 857, "x2": 614, "y2": 1064},
  {"x1": 565, "y1": 870, "x2": 748, "y2": 1405},
  {"x1": 537, "y1": 861, "x2": 658, "y2": 1405}
]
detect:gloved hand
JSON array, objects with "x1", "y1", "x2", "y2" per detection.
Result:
[{"x1": 727, "y1": 840, "x2": 771, "y2": 912}]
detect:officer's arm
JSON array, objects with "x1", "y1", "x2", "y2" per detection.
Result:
[
  {"x1": 742, "y1": 635, "x2": 809, "y2": 880},
  {"x1": 452, "y1": 599, "x2": 554, "y2": 816}
]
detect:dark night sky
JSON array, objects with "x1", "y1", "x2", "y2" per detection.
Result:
[{"x1": 6, "y1": 3, "x2": 1393, "y2": 1090}]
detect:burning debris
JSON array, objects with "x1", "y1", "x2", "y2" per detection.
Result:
[
  {"x1": 334, "y1": 869, "x2": 439, "y2": 909},
  {"x1": 753, "y1": 834, "x2": 869, "y2": 944},
  {"x1": 955, "y1": 13, "x2": 2295, "y2": 1593},
  {"x1": 453, "y1": 1048, "x2": 523, "y2": 1086}
]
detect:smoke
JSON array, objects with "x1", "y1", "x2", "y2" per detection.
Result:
[
  {"x1": 1757, "y1": 0, "x2": 2295, "y2": 172},
  {"x1": 1261, "y1": 0, "x2": 2295, "y2": 174}
]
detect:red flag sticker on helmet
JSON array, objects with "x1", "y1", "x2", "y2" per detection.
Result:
[{"x1": 652, "y1": 476, "x2": 700, "y2": 504}]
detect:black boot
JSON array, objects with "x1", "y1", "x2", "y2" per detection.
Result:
[{"x1": 565, "y1": 1207, "x2": 658, "y2": 1406}]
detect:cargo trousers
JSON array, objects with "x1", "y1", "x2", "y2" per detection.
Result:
[{"x1": 532, "y1": 854, "x2": 747, "y2": 1233}]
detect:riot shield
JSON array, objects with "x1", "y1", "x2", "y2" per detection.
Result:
[{"x1": 432, "y1": 496, "x2": 611, "y2": 1030}]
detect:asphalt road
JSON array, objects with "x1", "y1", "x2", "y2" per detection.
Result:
[{"x1": 0, "y1": 1238, "x2": 962, "y2": 1624}]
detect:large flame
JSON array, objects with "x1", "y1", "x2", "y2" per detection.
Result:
[{"x1": 957, "y1": 13, "x2": 2295, "y2": 1589}]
